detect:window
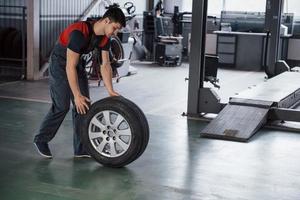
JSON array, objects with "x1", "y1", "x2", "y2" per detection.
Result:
[
  {"x1": 182, "y1": 0, "x2": 223, "y2": 16},
  {"x1": 224, "y1": 0, "x2": 266, "y2": 12}
]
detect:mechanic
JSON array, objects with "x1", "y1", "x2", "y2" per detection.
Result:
[{"x1": 33, "y1": 6, "x2": 126, "y2": 158}]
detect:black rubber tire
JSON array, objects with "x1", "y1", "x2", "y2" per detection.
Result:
[
  {"x1": 0, "y1": 28, "x2": 16, "y2": 57},
  {"x1": 3, "y1": 29, "x2": 18, "y2": 58},
  {"x1": 0, "y1": 28, "x2": 5, "y2": 57},
  {"x1": 81, "y1": 96, "x2": 149, "y2": 168},
  {"x1": 109, "y1": 35, "x2": 124, "y2": 69},
  {"x1": 11, "y1": 30, "x2": 23, "y2": 59},
  {"x1": 96, "y1": 36, "x2": 124, "y2": 69},
  {"x1": 118, "y1": 97, "x2": 149, "y2": 160}
]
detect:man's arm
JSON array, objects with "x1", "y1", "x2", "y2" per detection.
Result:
[
  {"x1": 66, "y1": 48, "x2": 91, "y2": 114},
  {"x1": 100, "y1": 50, "x2": 119, "y2": 96}
]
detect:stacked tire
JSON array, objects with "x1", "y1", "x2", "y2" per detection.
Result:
[
  {"x1": 0, "y1": 27, "x2": 23, "y2": 59},
  {"x1": 81, "y1": 96, "x2": 149, "y2": 168},
  {"x1": 109, "y1": 35, "x2": 124, "y2": 69}
]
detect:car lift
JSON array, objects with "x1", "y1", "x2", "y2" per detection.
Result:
[{"x1": 186, "y1": 0, "x2": 300, "y2": 142}]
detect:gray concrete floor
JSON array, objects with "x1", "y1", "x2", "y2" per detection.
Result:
[
  {"x1": 1, "y1": 63, "x2": 300, "y2": 200},
  {"x1": 0, "y1": 63, "x2": 266, "y2": 116}
]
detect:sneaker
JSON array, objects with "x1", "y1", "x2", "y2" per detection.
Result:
[
  {"x1": 74, "y1": 152, "x2": 91, "y2": 158},
  {"x1": 34, "y1": 142, "x2": 52, "y2": 158}
]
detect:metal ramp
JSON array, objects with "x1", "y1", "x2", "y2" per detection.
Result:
[
  {"x1": 201, "y1": 100, "x2": 272, "y2": 142},
  {"x1": 200, "y1": 72, "x2": 300, "y2": 142}
]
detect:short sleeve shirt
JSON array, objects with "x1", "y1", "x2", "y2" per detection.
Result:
[{"x1": 58, "y1": 21, "x2": 110, "y2": 55}]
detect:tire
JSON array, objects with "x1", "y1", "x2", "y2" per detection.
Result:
[
  {"x1": 81, "y1": 96, "x2": 149, "y2": 167},
  {"x1": 12, "y1": 30, "x2": 23, "y2": 59},
  {"x1": 109, "y1": 35, "x2": 124, "y2": 69},
  {"x1": 0, "y1": 28, "x2": 5, "y2": 57},
  {"x1": 3, "y1": 29, "x2": 18, "y2": 58},
  {"x1": 119, "y1": 97, "x2": 149, "y2": 160},
  {"x1": 0, "y1": 28, "x2": 15, "y2": 57},
  {"x1": 96, "y1": 36, "x2": 124, "y2": 69}
]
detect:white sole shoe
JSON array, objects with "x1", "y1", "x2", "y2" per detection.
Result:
[{"x1": 34, "y1": 143, "x2": 53, "y2": 159}]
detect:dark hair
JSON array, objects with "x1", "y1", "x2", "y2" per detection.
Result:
[{"x1": 102, "y1": 5, "x2": 126, "y2": 28}]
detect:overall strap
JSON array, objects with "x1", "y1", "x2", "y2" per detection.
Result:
[
  {"x1": 84, "y1": 20, "x2": 109, "y2": 49},
  {"x1": 84, "y1": 21, "x2": 94, "y2": 38}
]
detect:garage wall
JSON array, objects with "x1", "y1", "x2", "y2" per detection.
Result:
[
  {"x1": 0, "y1": 0, "x2": 25, "y2": 6},
  {"x1": 0, "y1": 0, "x2": 26, "y2": 29},
  {"x1": 39, "y1": 0, "x2": 93, "y2": 63},
  {"x1": 164, "y1": 0, "x2": 182, "y2": 13},
  {"x1": 0, "y1": 0, "x2": 27, "y2": 78},
  {"x1": 39, "y1": 0, "x2": 146, "y2": 63}
]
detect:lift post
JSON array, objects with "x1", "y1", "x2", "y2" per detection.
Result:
[
  {"x1": 265, "y1": 0, "x2": 290, "y2": 78},
  {"x1": 187, "y1": 0, "x2": 222, "y2": 117}
]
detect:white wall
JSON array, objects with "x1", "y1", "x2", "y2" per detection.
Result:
[
  {"x1": 284, "y1": 0, "x2": 300, "y2": 17},
  {"x1": 207, "y1": 0, "x2": 223, "y2": 16},
  {"x1": 180, "y1": 0, "x2": 300, "y2": 17},
  {"x1": 164, "y1": 0, "x2": 183, "y2": 13},
  {"x1": 174, "y1": 0, "x2": 224, "y2": 15},
  {"x1": 224, "y1": 0, "x2": 266, "y2": 12}
]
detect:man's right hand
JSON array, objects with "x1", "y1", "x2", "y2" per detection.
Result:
[
  {"x1": 108, "y1": 90, "x2": 120, "y2": 97},
  {"x1": 74, "y1": 94, "x2": 91, "y2": 114}
]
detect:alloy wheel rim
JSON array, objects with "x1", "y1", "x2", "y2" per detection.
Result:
[{"x1": 88, "y1": 110, "x2": 132, "y2": 157}]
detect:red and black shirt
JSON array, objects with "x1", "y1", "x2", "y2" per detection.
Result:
[{"x1": 58, "y1": 21, "x2": 110, "y2": 55}]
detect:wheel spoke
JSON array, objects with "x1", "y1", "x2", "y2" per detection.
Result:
[
  {"x1": 89, "y1": 130, "x2": 105, "y2": 140},
  {"x1": 103, "y1": 111, "x2": 111, "y2": 125},
  {"x1": 89, "y1": 110, "x2": 132, "y2": 158},
  {"x1": 115, "y1": 137, "x2": 129, "y2": 151},
  {"x1": 90, "y1": 117, "x2": 106, "y2": 130},
  {"x1": 117, "y1": 128, "x2": 131, "y2": 136},
  {"x1": 113, "y1": 114, "x2": 124, "y2": 128},
  {"x1": 96, "y1": 140, "x2": 107, "y2": 153},
  {"x1": 109, "y1": 141, "x2": 117, "y2": 156}
]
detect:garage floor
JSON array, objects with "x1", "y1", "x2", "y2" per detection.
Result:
[{"x1": 1, "y1": 63, "x2": 300, "y2": 200}]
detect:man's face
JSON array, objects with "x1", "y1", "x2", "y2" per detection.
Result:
[{"x1": 104, "y1": 18, "x2": 122, "y2": 37}]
